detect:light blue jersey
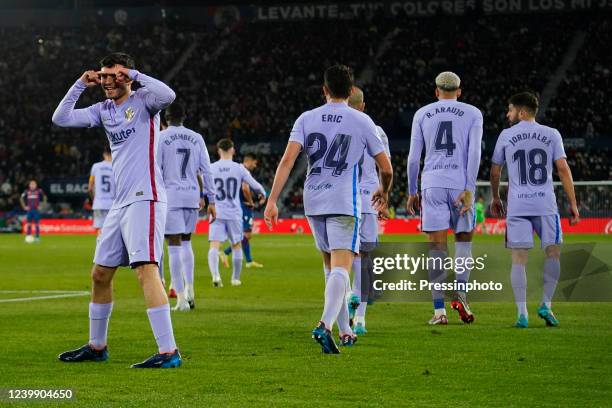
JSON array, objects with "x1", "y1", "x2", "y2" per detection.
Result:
[
  {"x1": 90, "y1": 160, "x2": 115, "y2": 210},
  {"x1": 158, "y1": 125, "x2": 214, "y2": 209},
  {"x1": 359, "y1": 125, "x2": 391, "y2": 214},
  {"x1": 492, "y1": 120, "x2": 566, "y2": 216},
  {"x1": 289, "y1": 102, "x2": 385, "y2": 217},
  {"x1": 407, "y1": 100, "x2": 483, "y2": 194},
  {"x1": 210, "y1": 160, "x2": 266, "y2": 220},
  {"x1": 52, "y1": 70, "x2": 175, "y2": 209}
]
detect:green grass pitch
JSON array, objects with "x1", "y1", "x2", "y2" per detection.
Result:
[{"x1": 0, "y1": 233, "x2": 611, "y2": 407}]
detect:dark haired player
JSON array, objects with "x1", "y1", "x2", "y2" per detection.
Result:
[
  {"x1": 264, "y1": 65, "x2": 393, "y2": 353},
  {"x1": 220, "y1": 153, "x2": 266, "y2": 269},
  {"x1": 158, "y1": 102, "x2": 216, "y2": 311},
  {"x1": 208, "y1": 139, "x2": 266, "y2": 287},
  {"x1": 20, "y1": 180, "x2": 47, "y2": 242},
  {"x1": 490, "y1": 92, "x2": 579, "y2": 328},
  {"x1": 52, "y1": 52, "x2": 181, "y2": 368}
]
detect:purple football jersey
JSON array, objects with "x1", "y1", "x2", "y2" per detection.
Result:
[
  {"x1": 158, "y1": 125, "x2": 214, "y2": 209},
  {"x1": 90, "y1": 160, "x2": 115, "y2": 210},
  {"x1": 210, "y1": 159, "x2": 266, "y2": 220},
  {"x1": 492, "y1": 120, "x2": 566, "y2": 216},
  {"x1": 289, "y1": 102, "x2": 385, "y2": 217},
  {"x1": 52, "y1": 70, "x2": 175, "y2": 209},
  {"x1": 407, "y1": 100, "x2": 483, "y2": 194}
]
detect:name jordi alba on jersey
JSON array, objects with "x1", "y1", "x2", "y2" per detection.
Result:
[
  {"x1": 492, "y1": 121, "x2": 566, "y2": 216},
  {"x1": 289, "y1": 102, "x2": 385, "y2": 218},
  {"x1": 94, "y1": 90, "x2": 166, "y2": 209}
]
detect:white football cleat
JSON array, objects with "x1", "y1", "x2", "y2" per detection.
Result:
[
  {"x1": 173, "y1": 297, "x2": 190, "y2": 312},
  {"x1": 231, "y1": 279, "x2": 242, "y2": 286},
  {"x1": 245, "y1": 261, "x2": 263, "y2": 268},
  {"x1": 212, "y1": 279, "x2": 224, "y2": 288}
]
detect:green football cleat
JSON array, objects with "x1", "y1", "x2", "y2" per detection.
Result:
[
  {"x1": 537, "y1": 304, "x2": 559, "y2": 327},
  {"x1": 514, "y1": 314, "x2": 529, "y2": 328}
]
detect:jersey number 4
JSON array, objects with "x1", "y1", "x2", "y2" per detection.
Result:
[
  {"x1": 434, "y1": 121, "x2": 456, "y2": 157},
  {"x1": 306, "y1": 133, "x2": 352, "y2": 176}
]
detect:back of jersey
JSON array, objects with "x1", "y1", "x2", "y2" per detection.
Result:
[
  {"x1": 210, "y1": 159, "x2": 244, "y2": 220},
  {"x1": 289, "y1": 102, "x2": 385, "y2": 217},
  {"x1": 91, "y1": 161, "x2": 115, "y2": 210},
  {"x1": 492, "y1": 121, "x2": 566, "y2": 216},
  {"x1": 159, "y1": 125, "x2": 206, "y2": 209},
  {"x1": 413, "y1": 100, "x2": 483, "y2": 191}
]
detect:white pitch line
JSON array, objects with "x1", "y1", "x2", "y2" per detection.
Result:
[{"x1": 0, "y1": 290, "x2": 89, "y2": 303}]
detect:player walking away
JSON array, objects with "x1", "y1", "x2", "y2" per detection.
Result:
[
  {"x1": 158, "y1": 102, "x2": 216, "y2": 311},
  {"x1": 20, "y1": 180, "x2": 47, "y2": 242},
  {"x1": 475, "y1": 196, "x2": 487, "y2": 234},
  {"x1": 264, "y1": 65, "x2": 393, "y2": 353},
  {"x1": 220, "y1": 153, "x2": 266, "y2": 269},
  {"x1": 406, "y1": 72, "x2": 483, "y2": 325},
  {"x1": 89, "y1": 149, "x2": 115, "y2": 233},
  {"x1": 52, "y1": 52, "x2": 181, "y2": 368},
  {"x1": 208, "y1": 139, "x2": 266, "y2": 287},
  {"x1": 490, "y1": 92, "x2": 579, "y2": 328},
  {"x1": 347, "y1": 86, "x2": 391, "y2": 335}
]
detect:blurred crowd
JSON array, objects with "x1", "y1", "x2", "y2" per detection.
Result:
[{"x1": 0, "y1": 11, "x2": 609, "y2": 219}]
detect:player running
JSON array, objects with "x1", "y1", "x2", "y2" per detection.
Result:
[
  {"x1": 220, "y1": 153, "x2": 266, "y2": 269},
  {"x1": 347, "y1": 86, "x2": 391, "y2": 335},
  {"x1": 264, "y1": 65, "x2": 393, "y2": 353},
  {"x1": 406, "y1": 71, "x2": 483, "y2": 325},
  {"x1": 20, "y1": 180, "x2": 47, "y2": 242},
  {"x1": 89, "y1": 149, "x2": 115, "y2": 232},
  {"x1": 158, "y1": 102, "x2": 216, "y2": 311},
  {"x1": 52, "y1": 52, "x2": 181, "y2": 368},
  {"x1": 490, "y1": 92, "x2": 579, "y2": 328},
  {"x1": 208, "y1": 139, "x2": 266, "y2": 287}
]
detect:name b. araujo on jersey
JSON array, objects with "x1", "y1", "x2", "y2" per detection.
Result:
[
  {"x1": 407, "y1": 100, "x2": 483, "y2": 198},
  {"x1": 492, "y1": 122, "x2": 566, "y2": 217},
  {"x1": 289, "y1": 101, "x2": 385, "y2": 253}
]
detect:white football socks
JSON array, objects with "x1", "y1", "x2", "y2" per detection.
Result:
[
  {"x1": 208, "y1": 248, "x2": 220, "y2": 281},
  {"x1": 232, "y1": 248, "x2": 243, "y2": 281},
  {"x1": 321, "y1": 267, "x2": 349, "y2": 330},
  {"x1": 168, "y1": 245, "x2": 184, "y2": 294},
  {"x1": 146, "y1": 303, "x2": 177, "y2": 353},
  {"x1": 511, "y1": 264, "x2": 528, "y2": 317},
  {"x1": 181, "y1": 240, "x2": 195, "y2": 286},
  {"x1": 542, "y1": 257, "x2": 560, "y2": 308},
  {"x1": 89, "y1": 302, "x2": 113, "y2": 349}
]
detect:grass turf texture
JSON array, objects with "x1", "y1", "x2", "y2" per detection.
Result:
[{"x1": 0, "y1": 233, "x2": 611, "y2": 407}]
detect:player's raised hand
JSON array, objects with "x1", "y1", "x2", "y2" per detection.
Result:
[
  {"x1": 490, "y1": 197, "x2": 505, "y2": 218},
  {"x1": 569, "y1": 204, "x2": 580, "y2": 225},
  {"x1": 264, "y1": 201, "x2": 278, "y2": 230},
  {"x1": 455, "y1": 190, "x2": 473, "y2": 216},
  {"x1": 114, "y1": 66, "x2": 132, "y2": 84},
  {"x1": 207, "y1": 203, "x2": 216, "y2": 224},
  {"x1": 406, "y1": 194, "x2": 419, "y2": 216},
  {"x1": 80, "y1": 70, "x2": 100, "y2": 87}
]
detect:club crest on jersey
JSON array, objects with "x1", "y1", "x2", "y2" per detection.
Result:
[{"x1": 124, "y1": 107, "x2": 136, "y2": 122}]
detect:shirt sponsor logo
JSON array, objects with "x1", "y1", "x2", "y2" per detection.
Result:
[{"x1": 109, "y1": 127, "x2": 136, "y2": 145}]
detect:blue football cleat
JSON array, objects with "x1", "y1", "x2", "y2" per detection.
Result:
[
  {"x1": 348, "y1": 294, "x2": 361, "y2": 327},
  {"x1": 354, "y1": 322, "x2": 367, "y2": 335},
  {"x1": 515, "y1": 314, "x2": 529, "y2": 328},
  {"x1": 131, "y1": 349, "x2": 182, "y2": 368},
  {"x1": 58, "y1": 344, "x2": 108, "y2": 362},
  {"x1": 537, "y1": 304, "x2": 559, "y2": 327},
  {"x1": 339, "y1": 333, "x2": 358, "y2": 347},
  {"x1": 311, "y1": 321, "x2": 340, "y2": 354}
]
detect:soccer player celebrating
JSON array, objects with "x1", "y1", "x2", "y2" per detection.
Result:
[
  {"x1": 347, "y1": 86, "x2": 391, "y2": 335},
  {"x1": 20, "y1": 180, "x2": 47, "y2": 242},
  {"x1": 208, "y1": 139, "x2": 266, "y2": 287},
  {"x1": 264, "y1": 65, "x2": 393, "y2": 353},
  {"x1": 406, "y1": 72, "x2": 483, "y2": 325},
  {"x1": 52, "y1": 53, "x2": 181, "y2": 368},
  {"x1": 490, "y1": 92, "x2": 579, "y2": 328},
  {"x1": 158, "y1": 102, "x2": 216, "y2": 311},
  {"x1": 220, "y1": 153, "x2": 266, "y2": 269},
  {"x1": 88, "y1": 149, "x2": 115, "y2": 232}
]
